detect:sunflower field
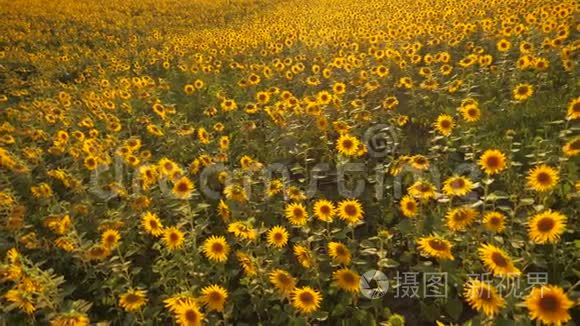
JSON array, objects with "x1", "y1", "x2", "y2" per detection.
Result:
[{"x1": 0, "y1": 0, "x2": 579, "y2": 325}]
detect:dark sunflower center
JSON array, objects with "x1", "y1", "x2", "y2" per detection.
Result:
[
  {"x1": 170, "y1": 233, "x2": 179, "y2": 242},
  {"x1": 406, "y1": 201, "x2": 416, "y2": 210},
  {"x1": 537, "y1": 217, "x2": 555, "y2": 232},
  {"x1": 212, "y1": 243, "x2": 224, "y2": 253},
  {"x1": 209, "y1": 292, "x2": 222, "y2": 302},
  {"x1": 125, "y1": 294, "x2": 139, "y2": 303},
  {"x1": 274, "y1": 232, "x2": 283, "y2": 241},
  {"x1": 299, "y1": 292, "x2": 314, "y2": 304},
  {"x1": 344, "y1": 204, "x2": 357, "y2": 216},
  {"x1": 518, "y1": 87, "x2": 528, "y2": 95},
  {"x1": 478, "y1": 287, "x2": 492, "y2": 300},
  {"x1": 277, "y1": 274, "x2": 290, "y2": 284},
  {"x1": 320, "y1": 205, "x2": 331, "y2": 214},
  {"x1": 451, "y1": 179, "x2": 466, "y2": 189},
  {"x1": 428, "y1": 239, "x2": 447, "y2": 251},
  {"x1": 341, "y1": 272, "x2": 356, "y2": 284},
  {"x1": 176, "y1": 182, "x2": 189, "y2": 192},
  {"x1": 293, "y1": 208, "x2": 304, "y2": 218},
  {"x1": 342, "y1": 139, "x2": 354, "y2": 149},
  {"x1": 486, "y1": 156, "x2": 500, "y2": 168},
  {"x1": 415, "y1": 157, "x2": 427, "y2": 165},
  {"x1": 536, "y1": 172, "x2": 551, "y2": 184},
  {"x1": 418, "y1": 184, "x2": 431, "y2": 192},
  {"x1": 538, "y1": 294, "x2": 559, "y2": 312},
  {"x1": 453, "y1": 211, "x2": 468, "y2": 221},
  {"x1": 185, "y1": 309, "x2": 198, "y2": 322},
  {"x1": 490, "y1": 252, "x2": 508, "y2": 267}
]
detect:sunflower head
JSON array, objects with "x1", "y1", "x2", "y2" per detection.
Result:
[
  {"x1": 525, "y1": 285, "x2": 573, "y2": 326},
  {"x1": 478, "y1": 149, "x2": 507, "y2": 175},
  {"x1": 291, "y1": 286, "x2": 322, "y2": 314},
  {"x1": 528, "y1": 210, "x2": 567, "y2": 244}
]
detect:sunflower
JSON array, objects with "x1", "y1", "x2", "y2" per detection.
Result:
[
  {"x1": 316, "y1": 90, "x2": 332, "y2": 105},
  {"x1": 446, "y1": 207, "x2": 478, "y2": 231},
  {"x1": 158, "y1": 158, "x2": 179, "y2": 177},
  {"x1": 202, "y1": 236, "x2": 230, "y2": 262},
  {"x1": 463, "y1": 279, "x2": 506, "y2": 317},
  {"x1": 322, "y1": 199, "x2": 357, "y2": 226},
  {"x1": 400, "y1": 195, "x2": 418, "y2": 218},
  {"x1": 293, "y1": 244, "x2": 315, "y2": 269},
  {"x1": 382, "y1": 96, "x2": 399, "y2": 110},
  {"x1": 267, "y1": 225, "x2": 289, "y2": 248},
  {"x1": 223, "y1": 184, "x2": 248, "y2": 203},
  {"x1": 227, "y1": 221, "x2": 258, "y2": 241},
  {"x1": 483, "y1": 211, "x2": 506, "y2": 233},
  {"x1": 525, "y1": 285, "x2": 573, "y2": 326},
  {"x1": 332, "y1": 82, "x2": 346, "y2": 95},
  {"x1": 528, "y1": 210, "x2": 567, "y2": 244},
  {"x1": 478, "y1": 244, "x2": 521, "y2": 277},
  {"x1": 417, "y1": 235, "x2": 454, "y2": 260},
  {"x1": 566, "y1": 97, "x2": 580, "y2": 120},
  {"x1": 183, "y1": 84, "x2": 195, "y2": 95},
  {"x1": 459, "y1": 104, "x2": 481, "y2": 122},
  {"x1": 163, "y1": 293, "x2": 195, "y2": 313},
  {"x1": 217, "y1": 200, "x2": 230, "y2": 222},
  {"x1": 291, "y1": 287, "x2": 322, "y2": 314},
  {"x1": 141, "y1": 211, "x2": 164, "y2": 237},
  {"x1": 265, "y1": 179, "x2": 283, "y2": 197},
  {"x1": 396, "y1": 115, "x2": 409, "y2": 126},
  {"x1": 163, "y1": 227, "x2": 185, "y2": 250},
  {"x1": 119, "y1": 289, "x2": 147, "y2": 312},
  {"x1": 526, "y1": 165, "x2": 559, "y2": 192},
  {"x1": 286, "y1": 186, "x2": 307, "y2": 201},
  {"x1": 146, "y1": 124, "x2": 164, "y2": 137},
  {"x1": 200, "y1": 284, "x2": 228, "y2": 312},
  {"x1": 333, "y1": 268, "x2": 360, "y2": 293},
  {"x1": 513, "y1": 83, "x2": 534, "y2": 101},
  {"x1": 478, "y1": 149, "x2": 507, "y2": 175},
  {"x1": 50, "y1": 312, "x2": 90, "y2": 326},
  {"x1": 269, "y1": 269, "x2": 296, "y2": 296},
  {"x1": 442, "y1": 176, "x2": 475, "y2": 197},
  {"x1": 410, "y1": 155, "x2": 430, "y2": 170},
  {"x1": 408, "y1": 180, "x2": 436, "y2": 200},
  {"x1": 328, "y1": 242, "x2": 351, "y2": 265},
  {"x1": 101, "y1": 229, "x2": 120, "y2": 249},
  {"x1": 336, "y1": 134, "x2": 360, "y2": 157},
  {"x1": 434, "y1": 114, "x2": 455, "y2": 136},
  {"x1": 4, "y1": 289, "x2": 35, "y2": 314},
  {"x1": 83, "y1": 156, "x2": 98, "y2": 170},
  {"x1": 172, "y1": 176, "x2": 194, "y2": 199},
  {"x1": 85, "y1": 245, "x2": 110, "y2": 261},
  {"x1": 284, "y1": 202, "x2": 308, "y2": 226},
  {"x1": 497, "y1": 39, "x2": 511, "y2": 52},
  {"x1": 562, "y1": 137, "x2": 580, "y2": 156},
  {"x1": 175, "y1": 299, "x2": 204, "y2": 326},
  {"x1": 313, "y1": 199, "x2": 335, "y2": 222},
  {"x1": 236, "y1": 251, "x2": 257, "y2": 276}
]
